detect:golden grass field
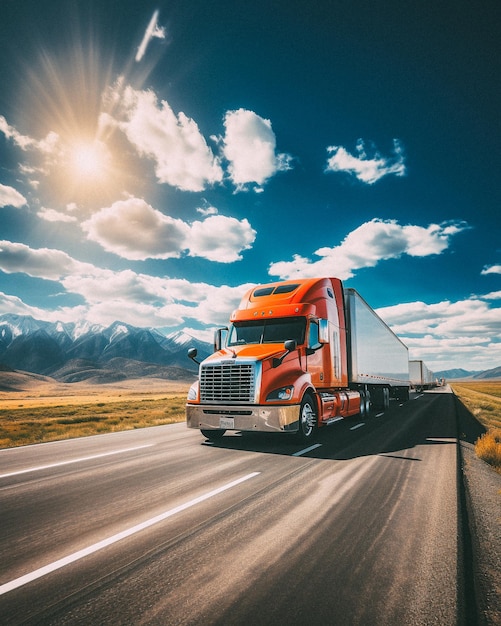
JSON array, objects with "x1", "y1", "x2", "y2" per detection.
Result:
[
  {"x1": 0, "y1": 374, "x2": 191, "y2": 448},
  {"x1": 451, "y1": 381, "x2": 501, "y2": 474},
  {"x1": 1, "y1": 372, "x2": 500, "y2": 475}
]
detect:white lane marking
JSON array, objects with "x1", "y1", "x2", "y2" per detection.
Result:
[
  {"x1": 375, "y1": 412, "x2": 384, "y2": 418},
  {"x1": 0, "y1": 445, "x2": 154, "y2": 479},
  {"x1": 426, "y1": 437, "x2": 455, "y2": 443},
  {"x1": 292, "y1": 443, "x2": 322, "y2": 457},
  {"x1": 0, "y1": 471, "x2": 260, "y2": 596},
  {"x1": 414, "y1": 394, "x2": 424, "y2": 400},
  {"x1": 350, "y1": 423, "x2": 365, "y2": 431}
]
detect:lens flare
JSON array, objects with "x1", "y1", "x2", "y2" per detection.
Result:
[{"x1": 69, "y1": 140, "x2": 111, "y2": 180}]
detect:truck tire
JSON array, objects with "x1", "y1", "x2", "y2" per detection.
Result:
[
  {"x1": 296, "y1": 394, "x2": 317, "y2": 442},
  {"x1": 359, "y1": 389, "x2": 371, "y2": 417},
  {"x1": 200, "y1": 429, "x2": 226, "y2": 441},
  {"x1": 395, "y1": 387, "x2": 410, "y2": 402},
  {"x1": 371, "y1": 387, "x2": 390, "y2": 412},
  {"x1": 384, "y1": 387, "x2": 390, "y2": 410}
]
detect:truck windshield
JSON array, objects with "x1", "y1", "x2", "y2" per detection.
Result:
[{"x1": 227, "y1": 317, "x2": 306, "y2": 346}]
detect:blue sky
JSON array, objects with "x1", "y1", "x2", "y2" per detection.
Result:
[{"x1": 0, "y1": 0, "x2": 500, "y2": 371}]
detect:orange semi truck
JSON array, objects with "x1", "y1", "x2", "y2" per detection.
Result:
[{"x1": 186, "y1": 277, "x2": 410, "y2": 441}]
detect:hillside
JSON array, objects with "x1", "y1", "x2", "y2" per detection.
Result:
[
  {"x1": 0, "y1": 314, "x2": 209, "y2": 383},
  {"x1": 436, "y1": 366, "x2": 501, "y2": 380}
]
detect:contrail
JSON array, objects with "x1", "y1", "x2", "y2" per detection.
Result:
[{"x1": 136, "y1": 10, "x2": 165, "y2": 62}]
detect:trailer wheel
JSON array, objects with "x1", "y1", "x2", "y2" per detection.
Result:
[
  {"x1": 359, "y1": 389, "x2": 371, "y2": 417},
  {"x1": 200, "y1": 429, "x2": 226, "y2": 441},
  {"x1": 370, "y1": 387, "x2": 387, "y2": 412},
  {"x1": 384, "y1": 387, "x2": 390, "y2": 410},
  {"x1": 296, "y1": 394, "x2": 317, "y2": 442},
  {"x1": 395, "y1": 387, "x2": 410, "y2": 402}
]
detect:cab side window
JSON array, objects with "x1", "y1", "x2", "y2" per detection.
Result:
[{"x1": 308, "y1": 320, "x2": 321, "y2": 351}]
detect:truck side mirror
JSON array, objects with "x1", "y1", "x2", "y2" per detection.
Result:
[
  {"x1": 318, "y1": 319, "x2": 330, "y2": 344},
  {"x1": 273, "y1": 340, "x2": 297, "y2": 368},
  {"x1": 214, "y1": 327, "x2": 228, "y2": 351},
  {"x1": 187, "y1": 347, "x2": 200, "y2": 364}
]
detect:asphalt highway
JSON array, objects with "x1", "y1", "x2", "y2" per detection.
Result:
[{"x1": 0, "y1": 389, "x2": 468, "y2": 625}]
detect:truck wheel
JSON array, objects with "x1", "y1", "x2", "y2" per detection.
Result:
[
  {"x1": 297, "y1": 394, "x2": 317, "y2": 441},
  {"x1": 200, "y1": 429, "x2": 226, "y2": 441},
  {"x1": 395, "y1": 387, "x2": 410, "y2": 402},
  {"x1": 384, "y1": 387, "x2": 390, "y2": 410},
  {"x1": 374, "y1": 387, "x2": 390, "y2": 411},
  {"x1": 359, "y1": 390, "x2": 371, "y2": 417}
]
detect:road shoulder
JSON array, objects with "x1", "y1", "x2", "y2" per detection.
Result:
[{"x1": 457, "y1": 396, "x2": 501, "y2": 626}]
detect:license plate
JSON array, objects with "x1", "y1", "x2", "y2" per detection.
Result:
[{"x1": 220, "y1": 417, "x2": 235, "y2": 429}]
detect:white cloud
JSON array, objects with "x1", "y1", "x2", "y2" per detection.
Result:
[
  {"x1": 0, "y1": 291, "x2": 50, "y2": 318},
  {"x1": 481, "y1": 264, "x2": 501, "y2": 275},
  {"x1": 61, "y1": 269, "x2": 168, "y2": 305},
  {"x1": 82, "y1": 198, "x2": 190, "y2": 260},
  {"x1": 0, "y1": 240, "x2": 87, "y2": 280},
  {"x1": 0, "y1": 184, "x2": 27, "y2": 208},
  {"x1": 135, "y1": 10, "x2": 166, "y2": 62},
  {"x1": 188, "y1": 283, "x2": 255, "y2": 325},
  {"x1": 81, "y1": 197, "x2": 256, "y2": 262},
  {"x1": 325, "y1": 139, "x2": 406, "y2": 184},
  {"x1": 0, "y1": 241, "x2": 255, "y2": 328},
  {"x1": 109, "y1": 86, "x2": 223, "y2": 192},
  {"x1": 222, "y1": 109, "x2": 293, "y2": 190},
  {"x1": 196, "y1": 205, "x2": 218, "y2": 216},
  {"x1": 188, "y1": 215, "x2": 256, "y2": 262},
  {"x1": 0, "y1": 115, "x2": 36, "y2": 150},
  {"x1": 180, "y1": 327, "x2": 217, "y2": 344},
  {"x1": 376, "y1": 297, "x2": 501, "y2": 370},
  {"x1": 0, "y1": 115, "x2": 60, "y2": 156},
  {"x1": 481, "y1": 291, "x2": 501, "y2": 300},
  {"x1": 37, "y1": 207, "x2": 78, "y2": 223},
  {"x1": 268, "y1": 218, "x2": 469, "y2": 280}
]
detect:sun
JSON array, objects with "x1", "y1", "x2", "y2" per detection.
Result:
[
  {"x1": 69, "y1": 140, "x2": 111, "y2": 180},
  {"x1": 48, "y1": 135, "x2": 123, "y2": 206}
]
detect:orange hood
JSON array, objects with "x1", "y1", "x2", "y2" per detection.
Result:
[{"x1": 204, "y1": 343, "x2": 290, "y2": 363}]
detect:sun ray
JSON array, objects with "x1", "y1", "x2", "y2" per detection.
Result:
[{"x1": 10, "y1": 3, "x2": 168, "y2": 211}]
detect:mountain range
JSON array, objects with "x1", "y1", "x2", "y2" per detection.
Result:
[
  {"x1": 0, "y1": 314, "x2": 499, "y2": 384},
  {"x1": 0, "y1": 314, "x2": 210, "y2": 383},
  {"x1": 433, "y1": 367, "x2": 501, "y2": 380}
]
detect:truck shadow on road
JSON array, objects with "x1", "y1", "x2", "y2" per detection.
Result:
[{"x1": 202, "y1": 392, "x2": 475, "y2": 462}]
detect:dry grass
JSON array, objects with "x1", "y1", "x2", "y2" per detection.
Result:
[
  {"x1": 0, "y1": 378, "x2": 191, "y2": 449},
  {"x1": 451, "y1": 381, "x2": 501, "y2": 473},
  {"x1": 474, "y1": 429, "x2": 501, "y2": 473}
]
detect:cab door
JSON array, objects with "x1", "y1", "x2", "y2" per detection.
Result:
[
  {"x1": 306, "y1": 319, "x2": 342, "y2": 387},
  {"x1": 306, "y1": 319, "x2": 326, "y2": 386}
]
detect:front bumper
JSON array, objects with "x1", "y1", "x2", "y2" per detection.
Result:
[{"x1": 186, "y1": 403, "x2": 300, "y2": 433}]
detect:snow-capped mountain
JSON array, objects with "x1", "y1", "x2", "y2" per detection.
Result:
[{"x1": 0, "y1": 314, "x2": 211, "y2": 382}]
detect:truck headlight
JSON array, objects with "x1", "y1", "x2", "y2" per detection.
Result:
[
  {"x1": 266, "y1": 386, "x2": 294, "y2": 402},
  {"x1": 187, "y1": 381, "x2": 199, "y2": 401}
]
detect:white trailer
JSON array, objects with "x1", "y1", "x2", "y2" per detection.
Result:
[
  {"x1": 344, "y1": 288, "x2": 410, "y2": 405},
  {"x1": 409, "y1": 359, "x2": 435, "y2": 391}
]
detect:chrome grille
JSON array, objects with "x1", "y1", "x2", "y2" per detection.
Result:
[{"x1": 200, "y1": 362, "x2": 255, "y2": 403}]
